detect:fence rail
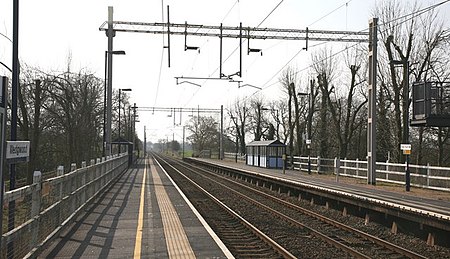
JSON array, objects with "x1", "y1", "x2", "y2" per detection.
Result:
[
  {"x1": 220, "y1": 153, "x2": 449, "y2": 192},
  {"x1": 293, "y1": 156, "x2": 450, "y2": 192},
  {"x1": 1, "y1": 153, "x2": 130, "y2": 259},
  {"x1": 223, "y1": 152, "x2": 246, "y2": 162}
]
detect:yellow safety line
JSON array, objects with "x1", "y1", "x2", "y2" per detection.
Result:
[
  {"x1": 151, "y1": 158, "x2": 196, "y2": 259},
  {"x1": 134, "y1": 158, "x2": 147, "y2": 258}
]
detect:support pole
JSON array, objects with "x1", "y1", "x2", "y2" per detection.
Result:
[
  {"x1": 166, "y1": 5, "x2": 171, "y2": 67},
  {"x1": 144, "y1": 126, "x2": 146, "y2": 158},
  {"x1": 239, "y1": 22, "x2": 242, "y2": 77},
  {"x1": 132, "y1": 103, "x2": 137, "y2": 151},
  {"x1": 0, "y1": 77, "x2": 8, "y2": 253},
  {"x1": 403, "y1": 60, "x2": 410, "y2": 191},
  {"x1": 219, "y1": 23, "x2": 223, "y2": 77},
  {"x1": 182, "y1": 126, "x2": 185, "y2": 159},
  {"x1": 8, "y1": 1, "x2": 19, "y2": 255},
  {"x1": 220, "y1": 105, "x2": 224, "y2": 160},
  {"x1": 118, "y1": 89, "x2": 121, "y2": 154},
  {"x1": 103, "y1": 51, "x2": 107, "y2": 157},
  {"x1": 367, "y1": 18, "x2": 378, "y2": 185},
  {"x1": 106, "y1": 6, "x2": 114, "y2": 156}
]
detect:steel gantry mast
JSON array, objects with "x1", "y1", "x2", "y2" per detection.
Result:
[{"x1": 100, "y1": 6, "x2": 378, "y2": 185}]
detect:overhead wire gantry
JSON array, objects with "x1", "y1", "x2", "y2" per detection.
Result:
[{"x1": 100, "y1": 6, "x2": 378, "y2": 185}]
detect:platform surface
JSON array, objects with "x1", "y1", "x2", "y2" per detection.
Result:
[
  {"x1": 191, "y1": 158, "x2": 450, "y2": 218},
  {"x1": 39, "y1": 158, "x2": 231, "y2": 258}
]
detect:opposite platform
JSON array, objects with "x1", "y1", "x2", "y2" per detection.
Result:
[
  {"x1": 190, "y1": 158, "x2": 450, "y2": 217},
  {"x1": 38, "y1": 158, "x2": 232, "y2": 258}
]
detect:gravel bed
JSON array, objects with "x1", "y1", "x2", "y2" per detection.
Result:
[
  {"x1": 166, "y1": 161, "x2": 353, "y2": 258},
  {"x1": 248, "y1": 179, "x2": 450, "y2": 258}
]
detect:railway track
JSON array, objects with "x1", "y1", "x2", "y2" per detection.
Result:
[
  {"x1": 155, "y1": 154, "x2": 428, "y2": 259},
  {"x1": 153, "y1": 155, "x2": 295, "y2": 258}
]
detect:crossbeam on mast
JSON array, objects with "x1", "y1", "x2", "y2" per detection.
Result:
[
  {"x1": 138, "y1": 106, "x2": 221, "y2": 113},
  {"x1": 99, "y1": 21, "x2": 368, "y2": 43}
]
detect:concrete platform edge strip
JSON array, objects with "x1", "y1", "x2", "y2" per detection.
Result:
[{"x1": 154, "y1": 158, "x2": 234, "y2": 259}]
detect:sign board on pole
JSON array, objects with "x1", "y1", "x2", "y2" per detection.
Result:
[
  {"x1": 6, "y1": 141, "x2": 30, "y2": 164},
  {"x1": 400, "y1": 144, "x2": 411, "y2": 155},
  {"x1": 306, "y1": 139, "x2": 311, "y2": 145}
]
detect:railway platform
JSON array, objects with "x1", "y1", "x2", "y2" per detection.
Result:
[
  {"x1": 38, "y1": 158, "x2": 231, "y2": 258},
  {"x1": 188, "y1": 157, "x2": 450, "y2": 246},
  {"x1": 190, "y1": 157, "x2": 450, "y2": 210}
]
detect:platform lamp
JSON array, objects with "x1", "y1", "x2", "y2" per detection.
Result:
[
  {"x1": 118, "y1": 88, "x2": 132, "y2": 154},
  {"x1": 103, "y1": 50, "x2": 126, "y2": 157}
]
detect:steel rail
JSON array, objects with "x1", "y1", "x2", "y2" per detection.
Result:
[
  {"x1": 177, "y1": 158, "x2": 427, "y2": 259},
  {"x1": 153, "y1": 154, "x2": 296, "y2": 259}
]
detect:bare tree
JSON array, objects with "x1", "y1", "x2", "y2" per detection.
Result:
[
  {"x1": 312, "y1": 48, "x2": 337, "y2": 158},
  {"x1": 228, "y1": 98, "x2": 249, "y2": 154},
  {"x1": 187, "y1": 116, "x2": 220, "y2": 154},
  {"x1": 18, "y1": 67, "x2": 53, "y2": 183},
  {"x1": 279, "y1": 67, "x2": 298, "y2": 166},
  {"x1": 249, "y1": 95, "x2": 268, "y2": 141},
  {"x1": 375, "y1": 0, "x2": 450, "y2": 163}
]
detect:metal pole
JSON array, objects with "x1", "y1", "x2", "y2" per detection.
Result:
[
  {"x1": 220, "y1": 105, "x2": 224, "y2": 160},
  {"x1": 367, "y1": 18, "x2": 378, "y2": 185},
  {"x1": 103, "y1": 51, "x2": 107, "y2": 157},
  {"x1": 182, "y1": 125, "x2": 185, "y2": 159},
  {"x1": 133, "y1": 103, "x2": 137, "y2": 151},
  {"x1": 404, "y1": 60, "x2": 410, "y2": 191},
  {"x1": 118, "y1": 89, "x2": 121, "y2": 154},
  {"x1": 8, "y1": 1, "x2": 19, "y2": 255},
  {"x1": 239, "y1": 22, "x2": 242, "y2": 77},
  {"x1": 128, "y1": 106, "x2": 131, "y2": 141},
  {"x1": 307, "y1": 91, "x2": 312, "y2": 175},
  {"x1": 144, "y1": 126, "x2": 146, "y2": 158},
  {"x1": 219, "y1": 23, "x2": 223, "y2": 77},
  {"x1": 166, "y1": 5, "x2": 171, "y2": 67},
  {"x1": 0, "y1": 77, "x2": 8, "y2": 253},
  {"x1": 106, "y1": 6, "x2": 114, "y2": 157}
]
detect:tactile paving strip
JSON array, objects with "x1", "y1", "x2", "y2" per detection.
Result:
[{"x1": 150, "y1": 159, "x2": 196, "y2": 259}]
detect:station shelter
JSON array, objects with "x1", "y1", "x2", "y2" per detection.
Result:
[{"x1": 246, "y1": 140, "x2": 286, "y2": 169}]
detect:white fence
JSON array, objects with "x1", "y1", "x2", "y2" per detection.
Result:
[
  {"x1": 223, "y1": 152, "x2": 246, "y2": 162},
  {"x1": 1, "y1": 153, "x2": 130, "y2": 259},
  {"x1": 215, "y1": 153, "x2": 450, "y2": 192},
  {"x1": 293, "y1": 156, "x2": 450, "y2": 192}
]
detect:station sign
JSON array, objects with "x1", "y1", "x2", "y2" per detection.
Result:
[
  {"x1": 6, "y1": 141, "x2": 30, "y2": 164},
  {"x1": 400, "y1": 144, "x2": 411, "y2": 155}
]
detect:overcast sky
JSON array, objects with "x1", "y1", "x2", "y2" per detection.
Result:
[{"x1": 0, "y1": 0, "x2": 449, "y2": 144}]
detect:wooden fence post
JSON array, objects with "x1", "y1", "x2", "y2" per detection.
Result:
[
  {"x1": 334, "y1": 158, "x2": 340, "y2": 182},
  {"x1": 56, "y1": 166, "x2": 64, "y2": 226},
  {"x1": 356, "y1": 158, "x2": 359, "y2": 177},
  {"x1": 317, "y1": 156, "x2": 321, "y2": 174},
  {"x1": 70, "y1": 163, "x2": 77, "y2": 172},
  {"x1": 386, "y1": 159, "x2": 390, "y2": 180}
]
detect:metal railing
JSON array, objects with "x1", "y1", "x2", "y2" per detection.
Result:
[
  {"x1": 201, "y1": 152, "x2": 449, "y2": 191},
  {"x1": 1, "y1": 154, "x2": 129, "y2": 258},
  {"x1": 293, "y1": 156, "x2": 450, "y2": 192}
]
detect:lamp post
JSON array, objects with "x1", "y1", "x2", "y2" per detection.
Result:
[
  {"x1": 298, "y1": 92, "x2": 311, "y2": 174},
  {"x1": 118, "y1": 88, "x2": 132, "y2": 154},
  {"x1": 103, "y1": 50, "x2": 125, "y2": 157},
  {"x1": 131, "y1": 103, "x2": 138, "y2": 153},
  {"x1": 391, "y1": 59, "x2": 410, "y2": 191}
]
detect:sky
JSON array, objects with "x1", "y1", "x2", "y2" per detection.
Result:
[{"x1": 0, "y1": 0, "x2": 449, "y2": 144}]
